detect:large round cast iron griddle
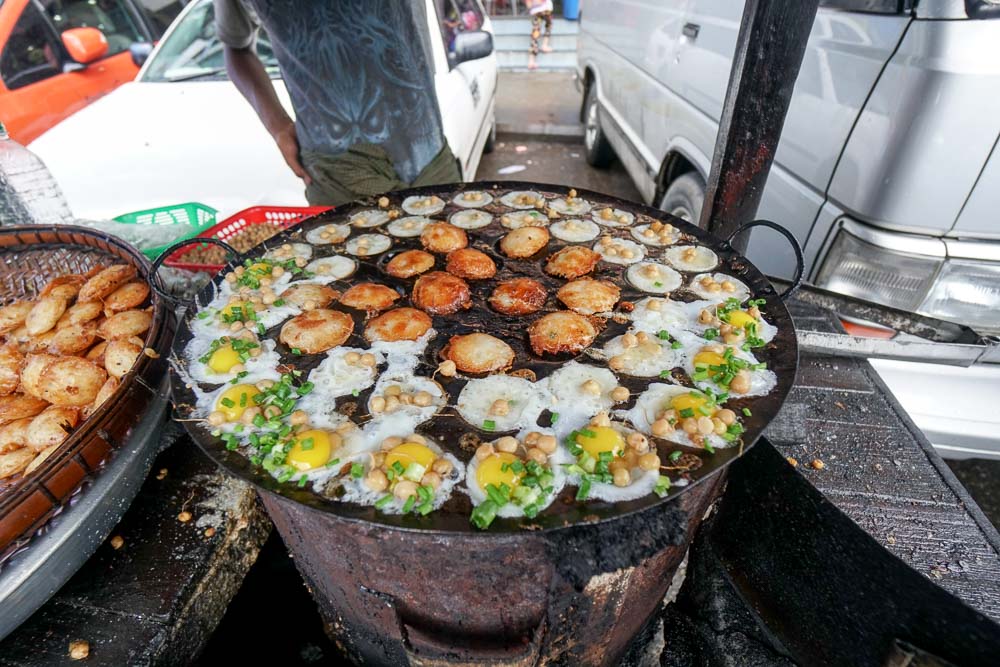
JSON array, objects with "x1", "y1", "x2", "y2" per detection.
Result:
[{"x1": 169, "y1": 182, "x2": 799, "y2": 534}]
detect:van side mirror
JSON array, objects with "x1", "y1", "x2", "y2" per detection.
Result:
[
  {"x1": 61, "y1": 27, "x2": 108, "y2": 66},
  {"x1": 452, "y1": 30, "x2": 493, "y2": 66},
  {"x1": 130, "y1": 42, "x2": 153, "y2": 67}
]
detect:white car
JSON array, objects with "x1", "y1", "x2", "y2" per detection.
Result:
[{"x1": 31, "y1": 0, "x2": 497, "y2": 222}]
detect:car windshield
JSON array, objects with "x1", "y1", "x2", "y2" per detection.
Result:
[{"x1": 142, "y1": 0, "x2": 279, "y2": 82}]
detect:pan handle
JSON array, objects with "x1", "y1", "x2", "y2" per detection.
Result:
[
  {"x1": 148, "y1": 237, "x2": 238, "y2": 308},
  {"x1": 726, "y1": 220, "x2": 804, "y2": 301}
]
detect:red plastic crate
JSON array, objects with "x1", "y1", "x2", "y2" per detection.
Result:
[{"x1": 164, "y1": 205, "x2": 332, "y2": 272}]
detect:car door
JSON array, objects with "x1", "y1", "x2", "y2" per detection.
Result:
[
  {"x1": 0, "y1": 0, "x2": 150, "y2": 144},
  {"x1": 429, "y1": 0, "x2": 493, "y2": 180}
]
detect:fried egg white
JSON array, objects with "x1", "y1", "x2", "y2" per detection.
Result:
[
  {"x1": 334, "y1": 445, "x2": 465, "y2": 514},
  {"x1": 364, "y1": 371, "x2": 446, "y2": 439},
  {"x1": 297, "y1": 346, "x2": 383, "y2": 419},
  {"x1": 191, "y1": 290, "x2": 300, "y2": 336},
  {"x1": 387, "y1": 216, "x2": 432, "y2": 238},
  {"x1": 629, "y1": 297, "x2": 715, "y2": 337},
  {"x1": 452, "y1": 190, "x2": 494, "y2": 208},
  {"x1": 264, "y1": 242, "x2": 313, "y2": 262},
  {"x1": 305, "y1": 224, "x2": 350, "y2": 245},
  {"x1": 688, "y1": 273, "x2": 751, "y2": 302},
  {"x1": 617, "y1": 382, "x2": 733, "y2": 449},
  {"x1": 591, "y1": 208, "x2": 634, "y2": 227},
  {"x1": 631, "y1": 224, "x2": 680, "y2": 246},
  {"x1": 550, "y1": 218, "x2": 600, "y2": 242},
  {"x1": 500, "y1": 190, "x2": 545, "y2": 209},
  {"x1": 183, "y1": 336, "x2": 281, "y2": 384},
  {"x1": 367, "y1": 327, "x2": 437, "y2": 367},
  {"x1": 593, "y1": 238, "x2": 645, "y2": 265},
  {"x1": 402, "y1": 195, "x2": 446, "y2": 216},
  {"x1": 565, "y1": 422, "x2": 660, "y2": 502},
  {"x1": 501, "y1": 210, "x2": 550, "y2": 229},
  {"x1": 456, "y1": 375, "x2": 551, "y2": 433},
  {"x1": 548, "y1": 197, "x2": 592, "y2": 216},
  {"x1": 664, "y1": 245, "x2": 719, "y2": 273},
  {"x1": 465, "y1": 437, "x2": 571, "y2": 518},
  {"x1": 449, "y1": 209, "x2": 493, "y2": 229},
  {"x1": 345, "y1": 234, "x2": 392, "y2": 257},
  {"x1": 349, "y1": 209, "x2": 390, "y2": 228},
  {"x1": 544, "y1": 361, "x2": 620, "y2": 437},
  {"x1": 673, "y1": 330, "x2": 777, "y2": 398},
  {"x1": 626, "y1": 262, "x2": 682, "y2": 294},
  {"x1": 304, "y1": 256, "x2": 357, "y2": 282},
  {"x1": 191, "y1": 371, "x2": 281, "y2": 433},
  {"x1": 601, "y1": 332, "x2": 682, "y2": 377}
]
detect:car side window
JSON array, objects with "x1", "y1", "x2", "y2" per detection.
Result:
[
  {"x1": 42, "y1": 0, "x2": 146, "y2": 58},
  {"x1": 435, "y1": 0, "x2": 486, "y2": 62},
  {"x1": 0, "y1": 3, "x2": 63, "y2": 91}
]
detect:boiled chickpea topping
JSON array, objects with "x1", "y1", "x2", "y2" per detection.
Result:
[
  {"x1": 363, "y1": 435, "x2": 454, "y2": 515},
  {"x1": 470, "y1": 431, "x2": 560, "y2": 529},
  {"x1": 369, "y1": 384, "x2": 437, "y2": 415},
  {"x1": 705, "y1": 297, "x2": 769, "y2": 350},
  {"x1": 655, "y1": 389, "x2": 745, "y2": 450},
  {"x1": 691, "y1": 343, "x2": 766, "y2": 394},
  {"x1": 566, "y1": 414, "x2": 669, "y2": 498},
  {"x1": 598, "y1": 235, "x2": 637, "y2": 259}
]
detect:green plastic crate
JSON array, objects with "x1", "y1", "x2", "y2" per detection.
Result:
[{"x1": 113, "y1": 202, "x2": 218, "y2": 259}]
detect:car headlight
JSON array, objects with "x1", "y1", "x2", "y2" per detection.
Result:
[{"x1": 816, "y1": 222, "x2": 1000, "y2": 335}]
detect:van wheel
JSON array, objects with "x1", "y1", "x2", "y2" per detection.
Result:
[
  {"x1": 483, "y1": 120, "x2": 496, "y2": 154},
  {"x1": 659, "y1": 173, "x2": 706, "y2": 225},
  {"x1": 584, "y1": 85, "x2": 614, "y2": 168}
]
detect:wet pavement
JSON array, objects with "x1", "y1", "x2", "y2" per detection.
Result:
[{"x1": 477, "y1": 135, "x2": 644, "y2": 203}]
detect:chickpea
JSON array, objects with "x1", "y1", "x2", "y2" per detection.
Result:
[
  {"x1": 370, "y1": 451, "x2": 386, "y2": 468},
  {"x1": 535, "y1": 434, "x2": 557, "y2": 454},
  {"x1": 707, "y1": 283, "x2": 722, "y2": 293},
  {"x1": 699, "y1": 309, "x2": 715, "y2": 324},
  {"x1": 240, "y1": 406, "x2": 262, "y2": 425},
  {"x1": 399, "y1": 393, "x2": 414, "y2": 406},
  {"x1": 682, "y1": 417, "x2": 699, "y2": 434},
  {"x1": 617, "y1": 214, "x2": 629, "y2": 224},
  {"x1": 225, "y1": 273, "x2": 237, "y2": 283},
  {"x1": 683, "y1": 248, "x2": 697, "y2": 261},
  {"x1": 421, "y1": 471, "x2": 442, "y2": 490},
  {"x1": 613, "y1": 468, "x2": 631, "y2": 487},
  {"x1": 591, "y1": 412, "x2": 612, "y2": 428},
  {"x1": 627, "y1": 432, "x2": 649, "y2": 453},
  {"x1": 608, "y1": 355, "x2": 626, "y2": 371},
  {"x1": 605, "y1": 247, "x2": 619, "y2": 257},
  {"x1": 609, "y1": 458, "x2": 627, "y2": 473},
  {"x1": 382, "y1": 436, "x2": 403, "y2": 450},
  {"x1": 475, "y1": 443, "x2": 495, "y2": 461},
  {"x1": 432, "y1": 458, "x2": 454, "y2": 476},
  {"x1": 303, "y1": 300, "x2": 318, "y2": 311},
  {"x1": 581, "y1": 379, "x2": 601, "y2": 395},
  {"x1": 337, "y1": 421, "x2": 357, "y2": 434},
  {"x1": 621, "y1": 249, "x2": 635, "y2": 259},
  {"x1": 408, "y1": 433, "x2": 426, "y2": 444},
  {"x1": 264, "y1": 405, "x2": 282, "y2": 419},
  {"x1": 721, "y1": 280, "x2": 736, "y2": 293},
  {"x1": 384, "y1": 384, "x2": 402, "y2": 397},
  {"x1": 370, "y1": 396, "x2": 387, "y2": 413},
  {"x1": 295, "y1": 257, "x2": 308, "y2": 268},
  {"x1": 723, "y1": 332, "x2": 744, "y2": 345},
  {"x1": 601, "y1": 208, "x2": 614, "y2": 220},
  {"x1": 643, "y1": 228, "x2": 656, "y2": 238},
  {"x1": 378, "y1": 196, "x2": 390, "y2": 208},
  {"x1": 489, "y1": 399, "x2": 511, "y2": 416},
  {"x1": 234, "y1": 266, "x2": 246, "y2": 277},
  {"x1": 651, "y1": 418, "x2": 673, "y2": 436},
  {"x1": 611, "y1": 386, "x2": 630, "y2": 403},
  {"x1": 495, "y1": 436, "x2": 519, "y2": 453},
  {"x1": 345, "y1": 351, "x2": 361, "y2": 365},
  {"x1": 694, "y1": 416, "x2": 713, "y2": 435},
  {"x1": 256, "y1": 379, "x2": 275, "y2": 390},
  {"x1": 689, "y1": 433, "x2": 705, "y2": 447},
  {"x1": 208, "y1": 411, "x2": 226, "y2": 426},
  {"x1": 413, "y1": 391, "x2": 433, "y2": 407},
  {"x1": 638, "y1": 452, "x2": 660, "y2": 471},
  {"x1": 524, "y1": 431, "x2": 540, "y2": 446},
  {"x1": 730, "y1": 370, "x2": 751, "y2": 394},
  {"x1": 384, "y1": 396, "x2": 401, "y2": 412},
  {"x1": 635, "y1": 331, "x2": 649, "y2": 344},
  {"x1": 272, "y1": 266, "x2": 285, "y2": 278},
  {"x1": 394, "y1": 480, "x2": 418, "y2": 500},
  {"x1": 262, "y1": 294, "x2": 276, "y2": 306},
  {"x1": 360, "y1": 353, "x2": 377, "y2": 367},
  {"x1": 230, "y1": 363, "x2": 246, "y2": 374},
  {"x1": 646, "y1": 299, "x2": 662, "y2": 311},
  {"x1": 527, "y1": 447, "x2": 548, "y2": 464},
  {"x1": 229, "y1": 321, "x2": 244, "y2": 332},
  {"x1": 365, "y1": 469, "x2": 389, "y2": 492},
  {"x1": 438, "y1": 360, "x2": 457, "y2": 377},
  {"x1": 622, "y1": 332, "x2": 638, "y2": 348},
  {"x1": 712, "y1": 418, "x2": 728, "y2": 436},
  {"x1": 748, "y1": 305, "x2": 761, "y2": 319},
  {"x1": 716, "y1": 408, "x2": 737, "y2": 425}
]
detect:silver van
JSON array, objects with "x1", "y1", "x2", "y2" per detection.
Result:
[{"x1": 577, "y1": 0, "x2": 1000, "y2": 458}]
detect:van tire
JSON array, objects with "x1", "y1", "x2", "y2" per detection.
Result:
[
  {"x1": 584, "y1": 85, "x2": 614, "y2": 168},
  {"x1": 659, "y1": 173, "x2": 706, "y2": 225}
]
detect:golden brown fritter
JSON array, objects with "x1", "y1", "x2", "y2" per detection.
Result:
[
  {"x1": 412, "y1": 271, "x2": 471, "y2": 315},
  {"x1": 364, "y1": 307, "x2": 433, "y2": 342},
  {"x1": 339, "y1": 283, "x2": 400, "y2": 312},
  {"x1": 386, "y1": 249, "x2": 436, "y2": 279},
  {"x1": 445, "y1": 248, "x2": 496, "y2": 280},
  {"x1": 279, "y1": 309, "x2": 355, "y2": 353},
  {"x1": 544, "y1": 245, "x2": 601, "y2": 280},
  {"x1": 556, "y1": 278, "x2": 621, "y2": 315},
  {"x1": 528, "y1": 311, "x2": 597, "y2": 355},
  {"x1": 441, "y1": 333, "x2": 515, "y2": 374}
]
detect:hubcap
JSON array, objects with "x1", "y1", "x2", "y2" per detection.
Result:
[
  {"x1": 670, "y1": 205, "x2": 694, "y2": 222},
  {"x1": 585, "y1": 99, "x2": 598, "y2": 150}
]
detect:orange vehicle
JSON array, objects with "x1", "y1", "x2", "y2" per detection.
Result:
[{"x1": 0, "y1": 0, "x2": 173, "y2": 145}]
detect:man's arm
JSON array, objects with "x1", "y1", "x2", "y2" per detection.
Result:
[{"x1": 223, "y1": 45, "x2": 310, "y2": 184}]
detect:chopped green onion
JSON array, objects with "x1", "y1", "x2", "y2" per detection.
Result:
[
  {"x1": 402, "y1": 496, "x2": 416, "y2": 513},
  {"x1": 350, "y1": 463, "x2": 364, "y2": 479},
  {"x1": 291, "y1": 348, "x2": 302, "y2": 355},
  {"x1": 482, "y1": 419, "x2": 496, "y2": 431},
  {"x1": 654, "y1": 475, "x2": 671, "y2": 498},
  {"x1": 669, "y1": 450, "x2": 683, "y2": 462},
  {"x1": 471, "y1": 500, "x2": 499, "y2": 529},
  {"x1": 550, "y1": 412, "x2": 560, "y2": 424},
  {"x1": 671, "y1": 341, "x2": 682, "y2": 349},
  {"x1": 657, "y1": 330, "x2": 670, "y2": 340},
  {"x1": 742, "y1": 407, "x2": 752, "y2": 417},
  {"x1": 679, "y1": 408, "x2": 695, "y2": 418},
  {"x1": 659, "y1": 370, "x2": 672, "y2": 379},
  {"x1": 576, "y1": 476, "x2": 592, "y2": 501}
]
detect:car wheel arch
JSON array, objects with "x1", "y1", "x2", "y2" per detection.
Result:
[{"x1": 654, "y1": 147, "x2": 707, "y2": 206}]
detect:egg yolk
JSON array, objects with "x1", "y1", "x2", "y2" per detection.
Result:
[
  {"x1": 207, "y1": 344, "x2": 240, "y2": 373},
  {"x1": 693, "y1": 350, "x2": 726, "y2": 377},
  {"x1": 215, "y1": 384, "x2": 260, "y2": 421},
  {"x1": 477, "y1": 452, "x2": 522, "y2": 492},
  {"x1": 670, "y1": 393, "x2": 713, "y2": 416},
  {"x1": 286, "y1": 429, "x2": 334, "y2": 471},
  {"x1": 574, "y1": 426, "x2": 624, "y2": 459},
  {"x1": 248, "y1": 262, "x2": 271, "y2": 273},
  {"x1": 385, "y1": 442, "x2": 436, "y2": 471},
  {"x1": 221, "y1": 301, "x2": 254, "y2": 320},
  {"x1": 726, "y1": 310, "x2": 756, "y2": 329}
]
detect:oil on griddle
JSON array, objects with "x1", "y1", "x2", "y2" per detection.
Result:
[{"x1": 169, "y1": 182, "x2": 798, "y2": 533}]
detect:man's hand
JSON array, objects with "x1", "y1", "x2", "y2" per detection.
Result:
[{"x1": 272, "y1": 121, "x2": 311, "y2": 185}]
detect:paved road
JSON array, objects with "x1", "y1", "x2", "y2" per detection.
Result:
[{"x1": 477, "y1": 135, "x2": 644, "y2": 203}]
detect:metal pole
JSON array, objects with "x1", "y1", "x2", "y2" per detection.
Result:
[{"x1": 699, "y1": 0, "x2": 819, "y2": 252}]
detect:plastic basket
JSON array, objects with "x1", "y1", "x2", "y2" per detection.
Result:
[
  {"x1": 112, "y1": 202, "x2": 218, "y2": 260},
  {"x1": 163, "y1": 205, "x2": 332, "y2": 272}
]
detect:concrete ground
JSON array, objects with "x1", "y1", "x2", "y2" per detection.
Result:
[{"x1": 494, "y1": 71, "x2": 584, "y2": 138}]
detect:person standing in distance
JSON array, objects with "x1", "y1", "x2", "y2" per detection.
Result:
[{"x1": 215, "y1": 1, "x2": 461, "y2": 206}]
